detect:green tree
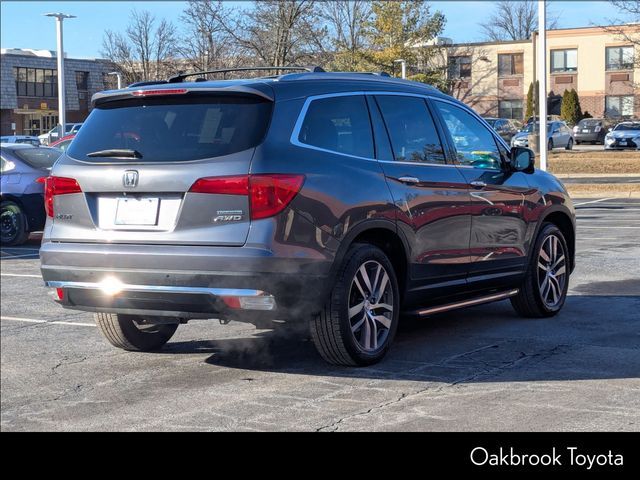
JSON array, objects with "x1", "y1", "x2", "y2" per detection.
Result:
[
  {"x1": 364, "y1": 1, "x2": 446, "y2": 84},
  {"x1": 560, "y1": 88, "x2": 582, "y2": 125},
  {"x1": 525, "y1": 80, "x2": 539, "y2": 119}
]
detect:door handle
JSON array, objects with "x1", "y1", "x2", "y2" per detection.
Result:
[
  {"x1": 470, "y1": 181, "x2": 487, "y2": 188},
  {"x1": 397, "y1": 176, "x2": 420, "y2": 185}
]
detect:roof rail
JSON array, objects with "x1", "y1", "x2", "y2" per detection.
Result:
[
  {"x1": 167, "y1": 66, "x2": 325, "y2": 83},
  {"x1": 128, "y1": 79, "x2": 169, "y2": 88}
]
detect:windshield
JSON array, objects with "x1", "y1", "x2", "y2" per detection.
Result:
[
  {"x1": 67, "y1": 94, "x2": 273, "y2": 162},
  {"x1": 614, "y1": 122, "x2": 640, "y2": 131},
  {"x1": 12, "y1": 147, "x2": 62, "y2": 169}
]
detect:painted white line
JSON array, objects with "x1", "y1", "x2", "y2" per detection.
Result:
[
  {"x1": 573, "y1": 197, "x2": 618, "y2": 207},
  {"x1": 0, "y1": 253, "x2": 39, "y2": 259},
  {"x1": 578, "y1": 226, "x2": 640, "y2": 229},
  {"x1": 1, "y1": 316, "x2": 95, "y2": 327},
  {"x1": 0, "y1": 273, "x2": 42, "y2": 278}
]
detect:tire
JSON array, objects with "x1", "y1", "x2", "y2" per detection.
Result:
[
  {"x1": 0, "y1": 201, "x2": 29, "y2": 246},
  {"x1": 511, "y1": 223, "x2": 570, "y2": 318},
  {"x1": 565, "y1": 138, "x2": 573, "y2": 150},
  {"x1": 575, "y1": 140, "x2": 581, "y2": 145},
  {"x1": 547, "y1": 139, "x2": 554, "y2": 151},
  {"x1": 310, "y1": 243, "x2": 400, "y2": 366},
  {"x1": 94, "y1": 313, "x2": 178, "y2": 351}
]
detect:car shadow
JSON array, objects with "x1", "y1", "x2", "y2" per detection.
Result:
[{"x1": 162, "y1": 292, "x2": 640, "y2": 384}]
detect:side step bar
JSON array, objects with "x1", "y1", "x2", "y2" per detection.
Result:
[{"x1": 415, "y1": 289, "x2": 519, "y2": 317}]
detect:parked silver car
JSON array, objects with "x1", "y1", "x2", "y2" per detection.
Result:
[
  {"x1": 511, "y1": 121, "x2": 574, "y2": 151},
  {"x1": 604, "y1": 121, "x2": 640, "y2": 150}
]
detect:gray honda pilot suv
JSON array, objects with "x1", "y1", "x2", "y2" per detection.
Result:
[{"x1": 40, "y1": 67, "x2": 576, "y2": 366}]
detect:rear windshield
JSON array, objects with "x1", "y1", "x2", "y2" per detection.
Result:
[
  {"x1": 67, "y1": 94, "x2": 272, "y2": 162},
  {"x1": 578, "y1": 119, "x2": 602, "y2": 127},
  {"x1": 12, "y1": 147, "x2": 62, "y2": 169}
]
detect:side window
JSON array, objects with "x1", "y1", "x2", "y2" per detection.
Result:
[
  {"x1": 375, "y1": 95, "x2": 445, "y2": 164},
  {"x1": 298, "y1": 95, "x2": 374, "y2": 158},
  {"x1": 432, "y1": 101, "x2": 502, "y2": 170}
]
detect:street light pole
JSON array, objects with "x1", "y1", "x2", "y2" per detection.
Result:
[
  {"x1": 44, "y1": 13, "x2": 76, "y2": 139},
  {"x1": 394, "y1": 59, "x2": 406, "y2": 79},
  {"x1": 108, "y1": 71, "x2": 123, "y2": 89},
  {"x1": 537, "y1": 1, "x2": 548, "y2": 171}
]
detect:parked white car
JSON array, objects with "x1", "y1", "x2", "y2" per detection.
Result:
[
  {"x1": 604, "y1": 121, "x2": 640, "y2": 150},
  {"x1": 38, "y1": 123, "x2": 83, "y2": 145}
]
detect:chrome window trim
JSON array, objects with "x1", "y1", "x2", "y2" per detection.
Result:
[{"x1": 291, "y1": 90, "x2": 459, "y2": 167}]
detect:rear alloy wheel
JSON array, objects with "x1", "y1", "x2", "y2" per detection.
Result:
[
  {"x1": 565, "y1": 138, "x2": 574, "y2": 150},
  {"x1": 511, "y1": 223, "x2": 570, "y2": 318},
  {"x1": 95, "y1": 313, "x2": 178, "y2": 351},
  {"x1": 0, "y1": 201, "x2": 29, "y2": 246},
  {"x1": 310, "y1": 244, "x2": 399, "y2": 366}
]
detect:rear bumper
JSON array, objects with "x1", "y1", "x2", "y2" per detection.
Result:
[
  {"x1": 40, "y1": 241, "x2": 334, "y2": 320},
  {"x1": 574, "y1": 132, "x2": 602, "y2": 143}
]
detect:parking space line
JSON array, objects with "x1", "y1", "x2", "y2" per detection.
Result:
[
  {"x1": 579, "y1": 226, "x2": 640, "y2": 229},
  {"x1": 0, "y1": 253, "x2": 40, "y2": 259},
  {"x1": 1, "y1": 316, "x2": 95, "y2": 327},
  {"x1": 1, "y1": 273, "x2": 42, "y2": 278},
  {"x1": 574, "y1": 197, "x2": 618, "y2": 207}
]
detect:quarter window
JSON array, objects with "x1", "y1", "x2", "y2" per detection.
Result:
[
  {"x1": 375, "y1": 95, "x2": 446, "y2": 164},
  {"x1": 433, "y1": 101, "x2": 502, "y2": 170},
  {"x1": 298, "y1": 95, "x2": 374, "y2": 158},
  {"x1": 551, "y1": 49, "x2": 578, "y2": 73},
  {"x1": 606, "y1": 46, "x2": 634, "y2": 70}
]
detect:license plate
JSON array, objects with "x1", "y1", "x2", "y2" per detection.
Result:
[
  {"x1": 115, "y1": 197, "x2": 159, "y2": 225},
  {"x1": 582, "y1": 129, "x2": 589, "y2": 133}
]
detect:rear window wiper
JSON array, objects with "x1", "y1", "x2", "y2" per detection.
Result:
[{"x1": 86, "y1": 149, "x2": 143, "y2": 159}]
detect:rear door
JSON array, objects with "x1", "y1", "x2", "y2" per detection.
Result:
[
  {"x1": 49, "y1": 90, "x2": 273, "y2": 246},
  {"x1": 371, "y1": 94, "x2": 472, "y2": 300},
  {"x1": 431, "y1": 99, "x2": 531, "y2": 288}
]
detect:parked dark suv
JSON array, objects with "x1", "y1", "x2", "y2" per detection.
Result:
[{"x1": 40, "y1": 68, "x2": 576, "y2": 366}]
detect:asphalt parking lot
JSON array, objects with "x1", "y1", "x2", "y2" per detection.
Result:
[{"x1": 1, "y1": 198, "x2": 639, "y2": 431}]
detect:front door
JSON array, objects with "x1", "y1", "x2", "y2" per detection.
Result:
[
  {"x1": 371, "y1": 94, "x2": 472, "y2": 304},
  {"x1": 431, "y1": 100, "x2": 530, "y2": 290}
]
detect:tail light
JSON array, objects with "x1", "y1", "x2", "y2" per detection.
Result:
[
  {"x1": 573, "y1": 126, "x2": 579, "y2": 133},
  {"x1": 189, "y1": 174, "x2": 305, "y2": 220},
  {"x1": 42, "y1": 176, "x2": 82, "y2": 217}
]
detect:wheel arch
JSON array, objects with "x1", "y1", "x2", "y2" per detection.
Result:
[{"x1": 539, "y1": 208, "x2": 576, "y2": 273}]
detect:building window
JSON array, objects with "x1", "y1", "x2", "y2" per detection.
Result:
[
  {"x1": 606, "y1": 46, "x2": 634, "y2": 71},
  {"x1": 605, "y1": 95, "x2": 635, "y2": 117},
  {"x1": 75, "y1": 71, "x2": 89, "y2": 90},
  {"x1": 498, "y1": 53, "x2": 524, "y2": 76},
  {"x1": 14, "y1": 67, "x2": 57, "y2": 98},
  {"x1": 499, "y1": 100, "x2": 524, "y2": 120},
  {"x1": 448, "y1": 56, "x2": 471, "y2": 79},
  {"x1": 551, "y1": 49, "x2": 578, "y2": 73}
]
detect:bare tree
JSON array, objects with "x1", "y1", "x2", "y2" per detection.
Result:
[
  {"x1": 179, "y1": 0, "x2": 238, "y2": 73},
  {"x1": 321, "y1": 0, "x2": 372, "y2": 71},
  {"x1": 606, "y1": 1, "x2": 640, "y2": 67},
  {"x1": 480, "y1": 0, "x2": 558, "y2": 41},
  {"x1": 126, "y1": 10, "x2": 155, "y2": 80},
  {"x1": 102, "y1": 30, "x2": 138, "y2": 84},
  {"x1": 223, "y1": 0, "x2": 327, "y2": 68}
]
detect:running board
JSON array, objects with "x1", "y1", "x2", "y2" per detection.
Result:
[{"x1": 415, "y1": 289, "x2": 519, "y2": 317}]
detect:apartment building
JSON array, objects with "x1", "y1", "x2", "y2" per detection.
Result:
[
  {"x1": 444, "y1": 24, "x2": 640, "y2": 121},
  {"x1": 0, "y1": 48, "x2": 115, "y2": 136}
]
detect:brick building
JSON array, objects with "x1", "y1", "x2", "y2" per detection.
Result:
[
  {"x1": 441, "y1": 24, "x2": 640, "y2": 121},
  {"x1": 0, "y1": 48, "x2": 115, "y2": 136}
]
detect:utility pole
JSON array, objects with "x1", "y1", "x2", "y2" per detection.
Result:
[
  {"x1": 538, "y1": 1, "x2": 548, "y2": 171},
  {"x1": 44, "y1": 12, "x2": 76, "y2": 139}
]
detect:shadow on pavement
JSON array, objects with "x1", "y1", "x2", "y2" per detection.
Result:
[{"x1": 162, "y1": 293, "x2": 640, "y2": 384}]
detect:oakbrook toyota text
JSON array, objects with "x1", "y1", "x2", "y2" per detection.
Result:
[{"x1": 470, "y1": 447, "x2": 624, "y2": 469}]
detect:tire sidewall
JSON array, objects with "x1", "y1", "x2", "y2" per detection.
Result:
[
  {"x1": 0, "y1": 201, "x2": 27, "y2": 246},
  {"x1": 334, "y1": 245, "x2": 400, "y2": 365},
  {"x1": 530, "y1": 224, "x2": 570, "y2": 314}
]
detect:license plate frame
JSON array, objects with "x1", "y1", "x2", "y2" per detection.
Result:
[{"x1": 115, "y1": 197, "x2": 160, "y2": 226}]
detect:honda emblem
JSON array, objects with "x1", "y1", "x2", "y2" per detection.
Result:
[{"x1": 123, "y1": 170, "x2": 139, "y2": 188}]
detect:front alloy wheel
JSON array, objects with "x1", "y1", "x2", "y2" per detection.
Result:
[{"x1": 537, "y1": 234, "x2": 567, "y2": 309}]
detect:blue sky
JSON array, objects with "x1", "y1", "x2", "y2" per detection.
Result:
[{"x1": 1, "y1": 1, "x2": 616, "y2": 59}]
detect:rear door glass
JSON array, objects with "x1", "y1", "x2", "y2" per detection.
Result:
[
  {"x1": 297, "y1": 95, "x2": 374, "y2": 158},
  {"x1": 375, "y1": 95, "x2": 446, "y2": 164},
  {"x1": 67, "y1": 94, "x2": 273, "y2": 162}
]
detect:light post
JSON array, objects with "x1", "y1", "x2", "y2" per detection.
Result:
[
  {"x1": 44, "y1": 12, "x2": 76, "y2": 140},
  {"x1": 537, "y1": 1, "x2": 548, "y2": 171},
  {"x1": 108, "y1": 71, "x2": 122, "y2": 89},
  {"x1": 394, "y1": 59, "x2": 406, "y2": 79}
]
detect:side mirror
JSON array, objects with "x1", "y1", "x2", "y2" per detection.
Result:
[{"x1": 510, "y1": 146, "x2": 535, "y2": 173}]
